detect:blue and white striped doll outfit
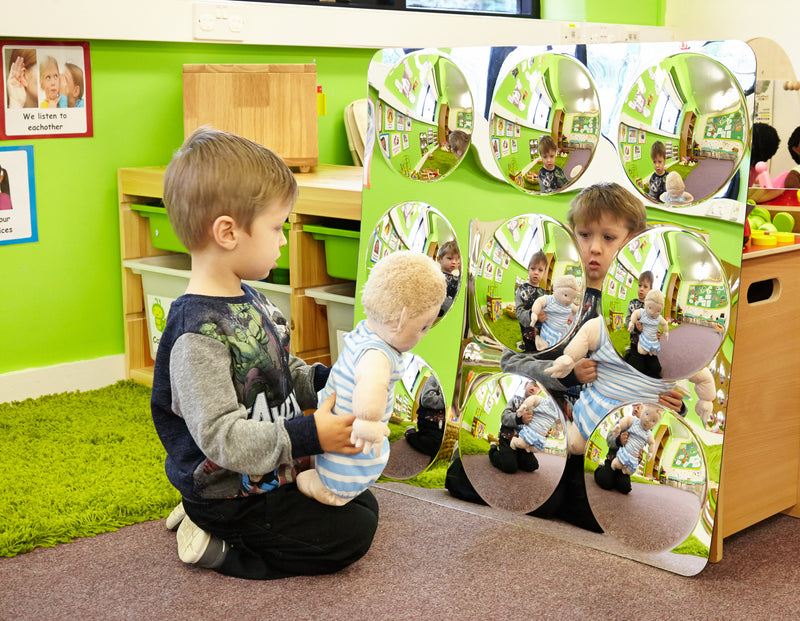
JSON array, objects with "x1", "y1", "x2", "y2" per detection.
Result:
[
  {"x1": 572, "y1": 323, "x2": 673, "y2": 440},
  {"x1": 518, "y1": 395, "x2": 561, "y2": 451},
  {"x1": 638, "y1": 312, "x2": 663, "y2": 354},
  {"x1": 315, "y1": 320, "x2": 403, "y2": 501},
  {"x1": 539, "y1": 295, "x2": 575, "y2": 347},
  {"x1": 616, "y1": 417, "x2": 651, "y2": 474}
]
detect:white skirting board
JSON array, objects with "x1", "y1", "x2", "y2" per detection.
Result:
[{"x1": 0, "y1": 355, "x2": 127, "y2": 403}]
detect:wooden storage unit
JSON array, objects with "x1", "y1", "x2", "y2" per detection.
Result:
[
  {"x1": 709, "y1": 241, "x2": 800, "y2": 561},
  {"x1": 118, "y1": 164, "x2": 363, "y2": 384},
  {"x1": 183, "y1": 64, "x2": 319, "y2": 172}
]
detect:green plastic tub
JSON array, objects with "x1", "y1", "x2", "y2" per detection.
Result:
[{"x1": 304, "y1": 224, "x2": 360, "y2": 280}]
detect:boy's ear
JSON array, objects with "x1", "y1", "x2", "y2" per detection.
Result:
[{"x1": 211, "y1": 215, "x2": 238, "y2": 250}]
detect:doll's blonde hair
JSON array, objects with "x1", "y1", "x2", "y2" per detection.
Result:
[
  {"x1": 645, "y1": 289, "x2": 665, "y2": 307},
  {"x1": 552, "y1": 274, "x2": 579, "y2": 293},
  {"x1": 362, "y1": 251, "x2": 446, "y2": 325}
]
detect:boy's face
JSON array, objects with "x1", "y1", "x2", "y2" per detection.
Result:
[
  {"x1": 573, "y1": 213, "x2": 633, "y2": 289},
  {"x1": 234, "y1": 200, "x2": 292, "y2": 282},
  {"x1": 541, "y1": 149, "x2": 556, "y2": 171},
  {"x1": 438, "y1": 251, "x2": 460, "y2": 274},
  {"x1": 528, "y1": 262, "x2": 546, "y2": 286},
  {"x1": 40, "y1": 62, "x2": 60, "y2": 102},
  {"x1": 638, "y1": 279, "x2": 652, "y2": 301},
  {"x1": 653, "y1": 155, "x2": 666, "y2": 176}
]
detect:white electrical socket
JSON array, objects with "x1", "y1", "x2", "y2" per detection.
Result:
[
  {"x1": 561, "y1": 23, "x2": 582, "y2": 45},
  {"x1": 193, "y1": 2, "x2": 246, "y2": 41}
]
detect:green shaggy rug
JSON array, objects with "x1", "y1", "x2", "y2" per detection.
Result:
[{"x1": 0, "y1": 380, "x2": 180, "y2": 557}]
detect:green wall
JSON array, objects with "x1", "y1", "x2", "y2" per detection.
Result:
[{"x1": 0, "y1": 39, "x2": 375, "y2": 375}]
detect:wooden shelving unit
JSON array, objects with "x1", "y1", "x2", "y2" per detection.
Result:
[{"x1": 118, "y1": 164, "x2": 363, "y2": 385}]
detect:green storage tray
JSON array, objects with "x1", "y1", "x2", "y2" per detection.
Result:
[
  {"x1": 131, "y1": 205, "x2": 290, "y2": 268},
  {"x1": 304, "y1": 224, "x2": 360, "y2": 280}
]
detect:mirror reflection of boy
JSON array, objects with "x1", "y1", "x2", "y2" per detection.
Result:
[
  {"x1": 624, "y1": 270, "x2": 653, "y2": 357},
  {"x1": 648, "y1": 141, "x2": 667, "y2": 203},
  {"x1": 437, "y1": 240, "x2": 461, "y2": 317},
  {"x1": 535, "y1": 135, "x2": 568, "y2": 193},
  {"x1": 488, "y1": 380, "x2": 539, "y2": 474},
  {"x1": 515, "y1": 251, "x2": 547, "y2": 352},
  {"x1": 499, "y1": 183, "x2": 685, "y2": 531},
  {"x1": 404, "y1": 375, "x2": 446, "y2": 461}
]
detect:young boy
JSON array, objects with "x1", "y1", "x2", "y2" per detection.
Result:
[
  {"x1": 515, "y1": 251, "x2": 547, "y2": 352},
  {"x1": 437, "y1": 240, "x2": 461, "y2": 316},
  {"x1": 151, "y1": 127, "x2": 378, "y2": 579},
  {"x1": 625, "y1": 270, "x2": 654, "y2": 353},
  {"x1": 488, "y1": 380, "x2": 540, "y2": 474},
  {"x1": 498, "y1": 183, "x2": 684, "y2": 530},
  {"x1": 536, "y1": 135, "x2": 568, "y2": 193},
  {"x1": 648, "y1": 141, "x2": 667, "y2": 203}
]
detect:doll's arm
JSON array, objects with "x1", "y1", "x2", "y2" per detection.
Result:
[
  {"x1": 351, "y1": 350, "x2": 393, "y2": 456},
  {"x1": 611, "y1": 415, "x2": 634, "y2": 439},
  {"x1": 646, "y1": 434, "x2": 656, "y2": 462},
  {"x1": 688, "y1": 367, "x2": 715, "y2": 424},
  {"x1": 531, "y1": 295, "x2": 547, "y2": 317},
  {"x1": 628, "y1": 308, "x2": 642, "y2": 333},
  {"x1": 659, "y1": 316, "x2": 669, "y2": 341},
  {"x1": 519, "y1": 394, "x2": 542, "y2": 421},
  {"x1": 546, "y1": 316, "x2": 602, "y2": 378}
]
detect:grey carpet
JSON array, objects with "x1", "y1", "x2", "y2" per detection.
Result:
[
  {"x1": 462, "y1": 452, "x2": 566, "y2": 514},
  {"x1": 382, "y1": 437, "x2": 433, "y2": 479},
  {"x1": 564, "y1": 147, "x2": 592, "y2": 180},
  {"x1": 585, "y1": 474, "x2": 703, "y2": 554},
  {"x1": 1, "y1": 485, "x2": 799, "y2": 620},
  {"x1": 683, "y1": 157, "x2": 735, "y2": 202},
  {"x1": 658, "y1": 323, "x2": 724, "y2": 380}
]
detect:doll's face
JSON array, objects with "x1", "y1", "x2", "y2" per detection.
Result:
[
  {"x1": 554, "y1": 285, "x2": 578, "y2": 306},
  {"x1": 639, "y1": 406, "x2": 662, "y2": 431},
  {"x1": 645, "y1": 298, "x2": 662, "y2": 318},
  {"x1": 384, "y1": 304, "x2": 441, "y2": 353}
]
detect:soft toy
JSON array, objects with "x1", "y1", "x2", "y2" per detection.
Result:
[
  {"x1": 509, "y1": 393, "x2": 561, "y2": 453},
  {"x1": 610, "y1": 403, "x2": 662, "y2": 483},
  {"x1": 628, "y1": 289, "x2": 669, "y2": 356},
  {"x1": 532, "y1": 274, "x2": 580, "y2": 350},
  {"x1": 660, "y1": 171, "x2": 694, "y2": 204},
  {"x1": 296, "y1": 251, "x2": 446, "y2": 506},
  {"x1": 545, "y1": 316, "x2": 715, "y2": 456}
]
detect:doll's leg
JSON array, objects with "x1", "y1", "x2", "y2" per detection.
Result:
[
  {"x1": 510, "y1": 436, "x2": 532, "y2": 452},
  {"x1": 565, "y1": 420, "x2": 587, "y2": 456},
  {"x1": 296, "y1": 469, "x2": 351, "y2": 507}
]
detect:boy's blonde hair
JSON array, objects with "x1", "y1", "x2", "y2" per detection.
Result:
[
  {"x1": 566, "y1": 182, "x2": 647, "y2": 237},
  {"x1": 362, "y1": 251, "x2": 446, "y2": 325},
  {"x1": 64, "y1": 62, "x2": 84, "y2": 98},
  {"x1": 164, "y1": 127, "x2": 298, "y2": 251},
  {"x1": 539, "y1": 134, "x2": 557, "y2": 155},
  {"x1": 437, "y1": 239, "x2": 460, "y2": 260}
]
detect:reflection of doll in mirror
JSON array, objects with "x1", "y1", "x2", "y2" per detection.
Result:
[
  {"x1": 488, "y1": 380, "x2": 539, "y2": 474},
  {"x1": 532, "y1": 274, "x2": 580, "y2": 351},
  {"x1": 628, "y1": 290, "x2": 669, "y2": 377},
  {"x1": 594, "y1": 404, "x2": 644, "y2": 494},
  {"x1": 660, "y1": 171, "x2": 693, "y2": 204},
  {"x1": 624, "y1": 270, "x2": 653, "y2": 356},
  {"x1": 403, "y1": 375, "x2": 446, "y2": 461},
  {"x1": 509, "y1": 392, "x2": 561, "y2": 459},
  {"x1": 297, "y1": 252, "x2": 446, "y2": 506},
  {"x1": 515, "y1": 250, "x2": 547, "y2": 352},
  {"x1": 545, "y1": 315, "x2": 715, "y2": 457},
  {"x1": 609, "y1": 403, "x2": 662, "y2": 488},
  {"x1": 437, "y1": 240, "x2": 461, "y2": 317}
]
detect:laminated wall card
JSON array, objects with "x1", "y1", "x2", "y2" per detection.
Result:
[{"x1": 355, "y1": 42, "x2": 757, "y2": 575}]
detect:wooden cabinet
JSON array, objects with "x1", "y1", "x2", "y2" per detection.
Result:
[{"x1": 118, "y1": 164, "x2": 363, "y2": 384}]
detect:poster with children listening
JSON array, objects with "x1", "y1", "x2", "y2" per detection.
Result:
[{"x1": 1, "y1": 40, "x2": 92, "y2": 139}]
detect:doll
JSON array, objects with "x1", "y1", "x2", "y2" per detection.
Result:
[
  {"x1": 629, "y1": 289, "x2": 669, "y2": 356},
  {"x1": 545, "y1": 316, "x2": 714, "y2": 456},
  {"x1": 610, "y1": 403, "x2": 662, "y2": 482},
  {"x1": 296, "y1": 251, "x2": 446, "y2": 506},
  {"x1": 660, "y1": 171, "x2": 694, "y2": 204},
  {"x1": 509, "y1": 392, "x2": 561, "y2": 453},
  {"x1": 532, "y1": 274, "x2": 580, "y2": 351}
]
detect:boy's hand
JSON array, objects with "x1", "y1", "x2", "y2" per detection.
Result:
[
  {"x1": 658, "y1": 389, "x2": 684, "y2": 413},
  {"x1": 573, "y1": 358, "x2": 597, "y2": 384},
  {"x1": 537, "y1": 310, "x2": 547, "y2": 322},
  {"x1": 314, "y1": 393, "x2": 360, "y2": 455}
]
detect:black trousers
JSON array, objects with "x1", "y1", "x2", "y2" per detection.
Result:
[{"x1": 183, "y1": 485, "x2": 379, "y2": 580}]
